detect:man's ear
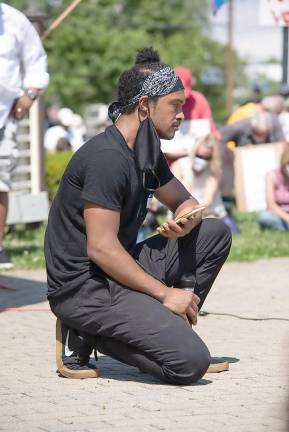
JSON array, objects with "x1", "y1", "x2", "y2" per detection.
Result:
[{"x1": 138, "y1": 96, "x2": 150, "y2": 119}]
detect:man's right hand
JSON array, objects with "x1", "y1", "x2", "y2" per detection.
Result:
[
  {"x1": 11, "y1": 95, "x2": 33, "y2": 120},
  {"x1": 162, "y1": 287, "x2": 200, "y2": 325}
]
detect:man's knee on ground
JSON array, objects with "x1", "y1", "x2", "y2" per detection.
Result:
[{"x1": 162, "y1": 342, "x2": 211, "y2": 386}]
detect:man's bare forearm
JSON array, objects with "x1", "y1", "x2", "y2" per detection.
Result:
[
  {"x1": 88, "y1": 239, "x2": 167, "y2": 301},
  {"x1": 174, "y1": 197, "x2": 199, "y2": 217}
]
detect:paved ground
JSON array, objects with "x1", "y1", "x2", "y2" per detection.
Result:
[{"x1": 0, "y1": 258, "x2": 288, "y2": 432}]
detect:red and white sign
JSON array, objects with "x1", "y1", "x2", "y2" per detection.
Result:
[{"x1": 259, "y1": 0, "x2": 289, "y2": 26}]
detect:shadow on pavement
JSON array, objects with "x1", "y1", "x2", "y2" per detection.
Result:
[
  {"x1": 0, "y1": 274, "x2": 47, "y2": 311},
  {"x1": 95, "y1": 355, "x2": 213, "y2": 386},
  {"x1": 221, "y1": 356, "x2": 240, "y2": 364}
]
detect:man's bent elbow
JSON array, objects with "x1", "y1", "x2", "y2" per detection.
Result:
[{"x1": 87, "y1": 243, "x2": 118, "y2": 267}]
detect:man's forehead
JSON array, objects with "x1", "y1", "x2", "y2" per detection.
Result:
[{"x1": 160, "y1": 90, "x2": 185, "y2": 103}]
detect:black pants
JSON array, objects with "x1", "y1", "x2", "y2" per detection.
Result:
[{"x1": 50, "y1": 218, "x2": 232, "y2": 385}]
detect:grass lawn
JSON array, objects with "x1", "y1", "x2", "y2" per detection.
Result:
[
  {"x1": 5, "y1": 223, "x2": 46, "y2": 270},
  {"x1": 3, "y1": 212, "x2": 289, "y2": 270},
  {"x1": 228, "y1": 212, "x2": 289, "y2": 261}
]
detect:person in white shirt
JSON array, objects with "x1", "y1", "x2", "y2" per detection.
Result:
[{"x1": 0, "y1": 2, "x2": 49, "y2": 269}]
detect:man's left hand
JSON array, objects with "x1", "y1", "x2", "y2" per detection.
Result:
[
  {"x1": 11, "y1": 95, "x2": 34, "y2": 120},
  {"x1": 157, "y1": 212, "x2": 202, "y2": 238}
]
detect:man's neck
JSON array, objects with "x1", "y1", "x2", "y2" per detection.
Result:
[{"x1": 115, "y1": 113, "x2": 140, "y2": 150}]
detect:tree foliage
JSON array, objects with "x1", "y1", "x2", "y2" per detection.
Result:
[{"x1": 7, "y1": 0, "x2": 246, "y2": 121}]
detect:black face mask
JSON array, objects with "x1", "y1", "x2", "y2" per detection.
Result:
[{"x1": 134, "y1": 117, "x2": 161, "y2": 192}]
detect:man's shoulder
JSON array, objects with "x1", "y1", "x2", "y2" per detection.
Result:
[
  {"x1": 223, "y1": 117, "x2": 251, "y2": 132},
  {"x1": 1, "y1": 3, "x2": 33, "y2": 38},
  {"x1": 1, "y1": 3, "x2": 27, "y2": 23},
  {"x1": 234, "y1": 117, "x2": 252, "y2": 129},
  {"x1": 75, "y1": 129, "x2": 128, "y2": 163},
  {"x1": 65, "y1": 129, "x2": 130, "y2": 187}
]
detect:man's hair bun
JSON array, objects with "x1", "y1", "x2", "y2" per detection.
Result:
[{"x1": 135, "y1": 47, "x2": 160, "y2": 65}]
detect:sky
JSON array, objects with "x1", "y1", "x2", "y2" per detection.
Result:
[{"x1": 209, "y1": 0, "x2": 283, "y2": 81}]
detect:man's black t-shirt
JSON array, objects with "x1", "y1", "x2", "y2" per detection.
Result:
[{"x1": 45, "y1": 124, "x2": 173, "y2": 299}]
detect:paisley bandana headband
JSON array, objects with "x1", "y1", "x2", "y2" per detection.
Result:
[{"x1": 108, "y1": 66, "x2": 184, "y2": 122}]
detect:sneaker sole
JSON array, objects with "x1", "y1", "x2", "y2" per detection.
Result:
[
  {"x1": 206, "y1": 361, "x2": 229, "y2": 373},
  {"x1": 0, "y1": 263, "x2": 14, "y2": 270},
  {"x1": 56, "y1": 318, "x2": 100, "y2": 379}
]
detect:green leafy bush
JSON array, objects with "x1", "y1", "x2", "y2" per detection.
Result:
[{"x1": 45, "y1": 151, "x2": 73, "y2": 201}]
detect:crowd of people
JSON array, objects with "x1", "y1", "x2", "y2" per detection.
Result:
[
  {"x1": 141, "y1": 67, "x2": 289, "y2": 238},
  {"x1": 1, "y1": 0, "x2": 289, "y2": 275}
]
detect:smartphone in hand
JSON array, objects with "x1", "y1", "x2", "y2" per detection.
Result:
[
  {"x1": 174, "y1": 205, "x2": 206, "y2": 225},
  {"x1": 157, "y1": 206, "x2": 206, "y2": 232}
]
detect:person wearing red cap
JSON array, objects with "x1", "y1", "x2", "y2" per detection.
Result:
[{"x1": 175, "y1": 67, "x2": 219, "y2": 139}]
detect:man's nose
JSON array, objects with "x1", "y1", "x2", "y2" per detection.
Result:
[{"x1": 177, "y1": 110, "x2": 185, "y2": 121}]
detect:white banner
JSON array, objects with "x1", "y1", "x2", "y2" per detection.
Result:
[{"x1": 259, "y1": 0, "x2": 289, "y2": 26}]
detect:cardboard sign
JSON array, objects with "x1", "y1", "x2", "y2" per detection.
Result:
[{"x1": 234, "y1": 143, "x2": 285, "y2": 212}]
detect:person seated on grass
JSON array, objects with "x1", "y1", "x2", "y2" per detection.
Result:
[
  {"x1": 258, "y1": 145, "x2": 289, "y2": 231},
  {"x1": 171, "y1": 134, "x2": 240, "y2": 234}
]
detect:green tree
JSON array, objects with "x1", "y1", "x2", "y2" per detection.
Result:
[{"x1": 7, "y1": 0, "x2": 247, "y2": 121}]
